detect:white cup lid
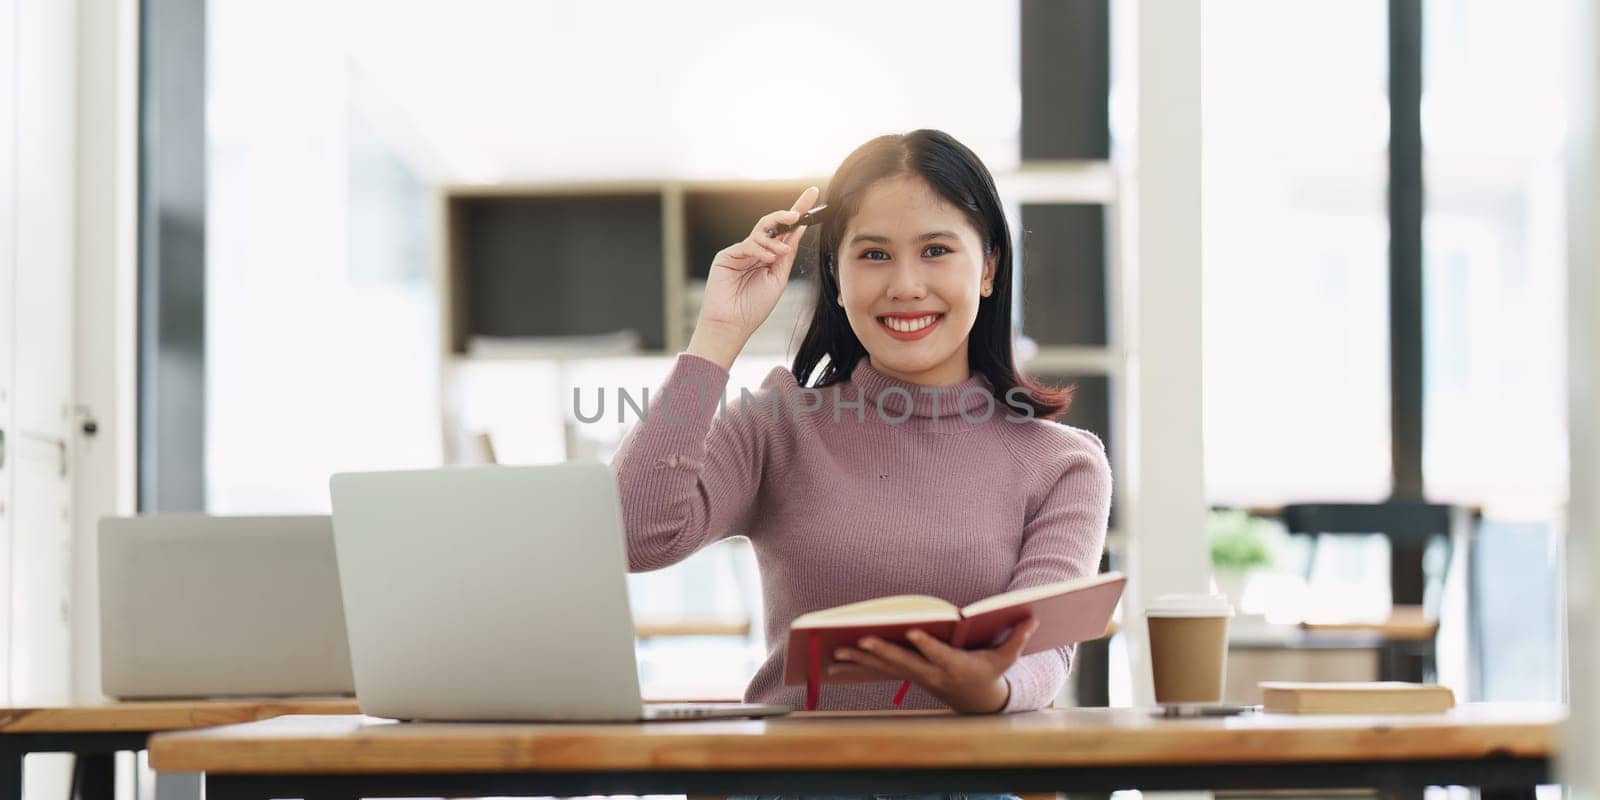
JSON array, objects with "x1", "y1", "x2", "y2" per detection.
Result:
[{"x1": 1145, "y1": 593, "x2": 1235, "y2": 617}]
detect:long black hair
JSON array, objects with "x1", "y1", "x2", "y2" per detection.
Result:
[{"x1": 790, "y1": 129, "x2": 1074, "y2": 420}]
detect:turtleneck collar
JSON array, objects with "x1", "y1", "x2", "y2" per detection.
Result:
[{"x1": 847, "y1": 354, "x2": 997, "y2": 420}]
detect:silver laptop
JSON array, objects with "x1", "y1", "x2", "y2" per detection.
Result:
[
  {"x1": 328, "y1": 461, "x2": 789, "y2": 722},
  {"x1": 99, "y1": 514, "x2": 356, "y2": 699}
]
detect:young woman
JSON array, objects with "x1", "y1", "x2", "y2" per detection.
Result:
[{"x1": 611, "y1": 129, "x2": 1112, "y2": 715}]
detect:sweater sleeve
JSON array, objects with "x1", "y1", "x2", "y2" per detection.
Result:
[
  {"x1": 999, "y1": 427, "x2": 1114, "y2": 712},
  {"x1": 608, "y1": 352, "x2": 769, "y2": 572}
]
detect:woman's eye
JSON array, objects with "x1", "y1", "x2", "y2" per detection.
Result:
[
  {"x1": 924, "y1": 245, "x2": 951, "y2": 258},
  {"x1": 861, "y1": 250, "x2": 890, "y2": 261}
]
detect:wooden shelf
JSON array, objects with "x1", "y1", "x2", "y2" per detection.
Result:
[
  {"x1": 434, "y1": 171, "x2": 1125, "y2": 498},
  {"x1": 634, "y1": 618, "x2": 752, "y2": 639},
  {"x1": 1022, "y1": 346, "x2": 1125, "y2": 375},
  {"x1": 438, "y1": 178, "x2": 822, "y2": 361},
  {"x1": 436, "y1": 171, "x2": 1120, "y2": 362}
]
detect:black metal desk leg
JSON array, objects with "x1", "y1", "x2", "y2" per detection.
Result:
[
  {"x1": 72, "y1": 753, "x2": 115, "y2": 800},
  {"x1": 209, "y1": 773, "x2": 362, "y2": 800},
  {"x1": 1, "y1": 749, "x2": 20, "y2": 800},
  {"x1": 1480, "y1": 788, "x2": 1542, "y2": 800},
  {"x1": 1377, "y1": 789, "x2": 1424, "y2": 800}
]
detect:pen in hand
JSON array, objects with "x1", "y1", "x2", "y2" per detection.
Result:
[{"x1": 764, "y1": 204, "x2": 831, "y2": 239}]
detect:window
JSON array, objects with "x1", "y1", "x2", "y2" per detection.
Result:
[
  {"x1": 1421, "y1": 0, "x2": 1568, "y2": 516},
  {"x1": 1201, "y1": 0, "x2": 1393, "y2": 506},
  {"x1": 1422, "y1": 0, "x2": 1568, "y2": 702}
]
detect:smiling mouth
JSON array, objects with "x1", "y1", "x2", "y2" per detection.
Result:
[{"x1": 877, "y1": 313, "x2": 944, "y2": 339}]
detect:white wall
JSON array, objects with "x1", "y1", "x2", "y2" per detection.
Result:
[
  {"x1": 4, "y1": 0, "x2": 87, "y2": 797},
  {"x1": 1562, "y1": 0, "x2": 1599, "y2": 789},
  {"x1": 0, "y1": 0, "x2": 15, "y2": 717},
  {"x1": 320, "y1": 0, "x2": 1021, "y2": 184},
  {"x1": 0, "y1": 0, "x2": 136, "y2": 787}
]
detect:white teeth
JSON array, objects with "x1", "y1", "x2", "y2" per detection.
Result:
[{"x1": 881, "y1": 315, "x2": 938, "y2": 333}]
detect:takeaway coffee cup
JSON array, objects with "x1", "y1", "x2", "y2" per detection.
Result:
[{"x1": 1145, "y1": 593, "x2": 1234, "y2": 708}]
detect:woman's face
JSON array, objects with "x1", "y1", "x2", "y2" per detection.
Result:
[{"x1": 835, "y1": 173, "x2": 996, "y2": 387}]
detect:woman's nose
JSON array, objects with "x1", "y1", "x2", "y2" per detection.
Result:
[{"x1": 887, "y1": 262, "x2": 927, "y2": 301}]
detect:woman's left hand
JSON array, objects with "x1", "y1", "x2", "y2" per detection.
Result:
[{"x1": 830, "y1": 617, "x2": 1041, "y2": 713}]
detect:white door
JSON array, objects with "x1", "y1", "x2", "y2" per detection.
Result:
[
  {"x1": 12, "y1": 0, "x2": 77, "y2": 708},
  {"x1": 8, "y1": 0, "x2": 78, "y2": 795},
  {"x1": 9, "y1": 436, "x2": 71, "y2": 703},
  {"x1": 12, "y1": 0, "x2": 77, "y2": 710}
]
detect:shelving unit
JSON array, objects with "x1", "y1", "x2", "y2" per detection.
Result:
[
  {"x1": 431, "y1": 162, "x2": 1126, "y2": 531},
  {"x1": 439, "y1": 178, "x2": 822, "y2": 360}
]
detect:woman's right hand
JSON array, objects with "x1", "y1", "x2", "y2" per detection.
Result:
[{"x1": 695, "y1": 186, "x2": 820, "y2": 340}]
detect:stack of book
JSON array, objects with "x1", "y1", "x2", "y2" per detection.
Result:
[{"x1": 1260, "y1": 681, "x2": 1456, "y2": 714}]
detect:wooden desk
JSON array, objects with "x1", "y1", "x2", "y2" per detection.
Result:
[
  {"x1": 147, "y1": 703, "x2": 1561, "y2": 799},
  {"x1": 0, "y1": 697, "x2": 357, "y2": 800},
  {"x1": 0, "y1": 697, "x2": 358, "y2": 734},
  {"x1": 1301, "y1": 605, "x2": 1440, "y2": 641}
]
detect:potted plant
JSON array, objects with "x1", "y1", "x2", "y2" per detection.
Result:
[{"x1": 1207, "y1": 508, "x2": 1275, "y2": 608}]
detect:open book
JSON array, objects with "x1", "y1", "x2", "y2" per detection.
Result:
[{"x1": 782, "y1": 571, "x2": 1126, "y2": 709}]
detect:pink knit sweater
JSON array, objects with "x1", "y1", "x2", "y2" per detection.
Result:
[{"x1": 609, "y1": 351, "x2": 1113, "y2": 712}]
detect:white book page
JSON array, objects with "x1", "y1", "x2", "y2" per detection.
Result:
[{"x1": 791, "y1": 595, "x2": 960, "y2": 628}]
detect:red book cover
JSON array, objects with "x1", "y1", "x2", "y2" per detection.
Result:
[{"x1": 781, "y1": 571, "x2": 1126, "y2": 688}]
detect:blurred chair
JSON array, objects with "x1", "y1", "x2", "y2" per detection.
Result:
[{"x1": 1280, "y1": 502, "x2": 1466, "y2": 683}]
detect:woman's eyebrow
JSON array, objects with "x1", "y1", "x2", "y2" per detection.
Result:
[{"x1": 847, "y1": 230, "x2": 961, "y2": 246}]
